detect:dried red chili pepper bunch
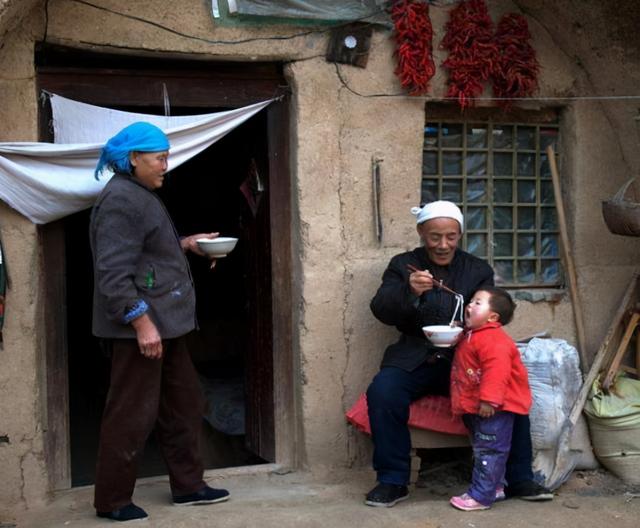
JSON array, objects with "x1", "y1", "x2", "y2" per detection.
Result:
[
  {"x1": 391, "y1": 0, "x2": 435, "y2": 96},
  {"x1": 441, "y1": 0, "x2": 498, "y2": 109},
  {"x1": 492, "y1": 13, "x2": 539, "y2": 108}
]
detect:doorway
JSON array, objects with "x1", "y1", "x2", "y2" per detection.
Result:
[{"x1": 37, "y1": 45, "x2": 295, "y2": 489}]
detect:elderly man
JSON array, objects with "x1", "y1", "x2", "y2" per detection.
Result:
[{"x1": 364, "y1": 201, "x2": 552, "y2": 507}]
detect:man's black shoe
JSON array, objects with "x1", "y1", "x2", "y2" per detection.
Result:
[
  {"x1": 173, "y1": 485, "x2": 230, "y2": 506},
  {"x1": 505, "y1": 480, "x2": 553, "y2": 501},
  {"x1": 364, "y1": 483, "x2": 409, "y2": 507},
  {"x1": 96, "y1": 503, "x2": 148, "y2": 522}
]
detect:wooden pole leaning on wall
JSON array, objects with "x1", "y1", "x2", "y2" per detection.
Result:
[{"x1": 547, "y1": 146, "x2": 589, "y2": 372}]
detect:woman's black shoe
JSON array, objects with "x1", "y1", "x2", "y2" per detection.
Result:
[{"x1": 96, "y1": 503, "x2": 148, "y2": 522}]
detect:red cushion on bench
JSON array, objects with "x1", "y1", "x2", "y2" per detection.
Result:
[{"x1": 345, "y1": 393, "x2": 467, "y2": 436}]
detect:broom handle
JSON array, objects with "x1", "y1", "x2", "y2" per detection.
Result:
[{"x1": 547, "y1": 146, "x2": 589, "y2": 372}]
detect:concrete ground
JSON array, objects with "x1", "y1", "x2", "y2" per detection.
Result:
[{"x1": 9, "y1": 464, "x2": 640, "y2": 528}]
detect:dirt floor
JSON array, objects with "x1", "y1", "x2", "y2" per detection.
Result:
[{"x1": 8, "y1": 460, "x2": 640, "y2": 528}]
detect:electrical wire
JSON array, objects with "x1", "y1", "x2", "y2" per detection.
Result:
[
  {"x1": 69, "y1": 0, "x2": 389, "y2": 46},
  {"x1": 335, "y1": 62, "x2": 640, "y2": 102},
  {"x1": 62, "y1": 1, "x2": 640, "y2": 103}
]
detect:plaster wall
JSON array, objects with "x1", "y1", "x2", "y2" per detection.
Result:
[
  {"x1": 0, "y1": 2, "x2": 50, "y2": 518},
  {"x1": 0, "y1": 0, "x2": 638, "y2": 515}
]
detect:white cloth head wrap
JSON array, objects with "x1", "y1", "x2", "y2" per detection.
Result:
[{"x1": 411, "y1": 201, "x2": 464, "y2": 232}]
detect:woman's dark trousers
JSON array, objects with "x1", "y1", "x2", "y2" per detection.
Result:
[{"x1": 94, "y1": 335, "x2": 206, "y2": 512}]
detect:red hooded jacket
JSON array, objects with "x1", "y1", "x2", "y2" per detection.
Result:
[{"x1": 450, "y1": 322, "x2": 531, "y2": 416}]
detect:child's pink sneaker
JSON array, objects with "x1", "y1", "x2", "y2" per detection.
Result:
[
  {"x1": 495, "y1": 486, "x2": 506, "y2": 501},
  {"x1": 450, "y1": 493, "x2": 490, "y2": 511}
]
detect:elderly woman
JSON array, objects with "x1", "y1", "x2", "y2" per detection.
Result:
[{"x1": 90, "y1": 122, "x2": 229, "y2": 522}]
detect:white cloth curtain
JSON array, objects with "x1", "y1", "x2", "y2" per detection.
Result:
[{"x1": 0, "y1": 95, "x2": 273, "y2": 224}]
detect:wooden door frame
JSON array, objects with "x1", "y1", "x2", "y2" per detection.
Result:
[
  {"x1": 37, "y1": 46, "x2": 297, "y2": 488},
  {"x1": 266, "y1": 98, "x2": 298, "y2": 467}
]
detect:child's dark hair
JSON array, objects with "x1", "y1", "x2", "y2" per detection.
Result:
[{"x1": 479, "y1": 287, "x2": 516, "y2": 325}]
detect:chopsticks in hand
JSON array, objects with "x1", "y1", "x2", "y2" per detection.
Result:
[{"x1": 406, "y1": 264, "x2": 461, "y2": 297}]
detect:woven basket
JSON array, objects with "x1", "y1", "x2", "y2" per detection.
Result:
[{"x1": 602, "y1": 178, "x2": 640, "y2": 236}]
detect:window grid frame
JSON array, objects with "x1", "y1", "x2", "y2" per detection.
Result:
[{"x1": 422, "y1": 120, "x2": 562, "y2": 288}]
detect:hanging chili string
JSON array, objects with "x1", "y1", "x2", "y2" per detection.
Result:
[
  {"x1": 492, "y1": 13, "x2": 539, "y2": 108},
  {"x1": 391, "y1": 0, "x2": 435, "y2": 96},
  {"x1": 441, "y1": 0, "x2": 498, "y2": 109}
]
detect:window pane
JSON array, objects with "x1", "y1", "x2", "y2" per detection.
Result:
[
  {"x1": 494, "y1": 260, "x2": 513, "y2": 284},
  {"x1": 442, "y1": 179, "x2": 462, "y2": 202},
  {"x1": 540, "y1": 127, "x2": 558, "y2": 151},
  {"x1": 517, "y1": 153, "x2": 535, "y2": 176},
  {"x1": 517, "y1": 260, "x2": 536, "y2": 283},
  {"x1": 421, "y1": 179, "x2": 438, "y2": 203},
  {"x1": 541, "y1": 207, "x2": 557, "y2": 230},
  {"x1": 494, "y1": 207, "x2": 513, "y2": 229},
  {"x1": 494, "y1": 152, "x2": 513, "y2": 176},
  {"x1": 517, "y1": 207, "x2": 536, "y2": 230},
  {"x1": 540, "y1": 154, "x2": 552, "y2": 178},
  {"x1": 492, "y1": 125, "x2": 513, "y2": 149},
  {"x1": 494, "y1": 233, "x2": 513, "y2": 256},
  {"x1": 541, "y1": 260, "x2": 561, "y2": 284},
  {"x1": 466, "y1": 206, "x2": 487, "y2": 229},
  {"x1": 425, "y1": 123, "x2": 439, "y2": 147},
  {"x1": 423, "y1": 151, "x2": 438, "y2": 175},
  {"x1": 541, "y1": 181, "x2": 554, "y2": 203},
  {"x1": 466, "y1": 153, "x2": 487, "y2": 176},
  {"x1": 467, "y1": 125, "x2": 487, "y2": 148},
  {"x1": 443, "y1": 152, "x2": 462, "y2": 175},
  {"x1": 467, "y1": 233, "x2": 487, "y2": 257},
  {"x1": 517, "y1": 181, "x2": 536, "y2": 203},
  {"x1": 493, "y1": 180, "x2": 512, "y2": 203},
  {"x1": 421, "y1": 117, "x2": 560, "y2": 287},
  {"x1": 442, "y1": 124, "x2": 463, "y2": 148},
  {"x1": 517, "y1": 126, "x2": 535, "y2": 150},
  {"x1": 518, "y1": 234, "x2": 536, "y2": 257},
  {"x1": 541, "y1": 234, "x2": 559, "y2": 257},
  {"x1": 467, "y1": 179, "x2": 487, "y2": 202}
]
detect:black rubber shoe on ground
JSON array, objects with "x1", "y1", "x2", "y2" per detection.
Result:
[
  {"x1": 505, "y1": 480, "x2": 554, "y2": 501},
  {"x1": 173, "y1": 485, "x2": 230, "y2": 506},
  {"x1": 364, "y1": 483, "x2": 409, "y2": 507},
  {"x1": 96, "y1": 503, "x2": 148, "y2": 522}
]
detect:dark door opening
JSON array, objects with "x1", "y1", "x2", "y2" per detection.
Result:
[
  {"x1": 64, "y1": 111, "x2": 272, "y2": 486},
  {"x1": 38, "y1": 46, "x2": 292, "y2": 489}
]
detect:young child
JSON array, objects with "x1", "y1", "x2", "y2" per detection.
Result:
[{"x1": 449, "y1": 287, "x2": 531, "y2": 511}]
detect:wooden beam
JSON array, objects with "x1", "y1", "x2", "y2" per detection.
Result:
[
  {"x1": 547, "y1": 146, "x2": 589, "y2": 371},
  {"x1": 602, "y1": 311, "x2": 640, "y2": 390}
]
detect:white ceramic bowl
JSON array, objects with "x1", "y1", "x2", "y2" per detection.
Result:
[
  {"x1": 422, "y1": 325, "x2": 463, "y2": 348},
  {"x1": 196, "y1": 237, "x2": 238, "y2": 258}
]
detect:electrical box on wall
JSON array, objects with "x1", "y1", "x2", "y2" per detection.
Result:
[{"x1": 326, "y1": 23, "x2": 373, "y2": 69}]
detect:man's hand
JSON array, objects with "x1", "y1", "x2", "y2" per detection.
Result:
[
  {"x1": 478, "y1": 401, "x2": 496, "y2": 418},
  {"x1": 409, "y1": 268, "x2": 436, "y2": 297},
  {"x1": 131, "y1": 314, "x2": 163, "y2": 359}
]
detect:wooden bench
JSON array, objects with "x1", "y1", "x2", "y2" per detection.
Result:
[{"x1": 409, "y1": 427, "x2": 469, "y2": 484}]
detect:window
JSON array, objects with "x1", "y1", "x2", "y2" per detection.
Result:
[{"x1": 422, "y1": 114, "x2": 562, "y2": 287}]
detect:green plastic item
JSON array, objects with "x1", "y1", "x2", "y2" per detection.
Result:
[{"x1": 584, "y1": 373, "x2": 640, "y2": 428}]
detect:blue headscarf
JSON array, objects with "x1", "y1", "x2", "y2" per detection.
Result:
[{"x1": 94, "y1": 122, "x2": 170, "y2": 179}]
